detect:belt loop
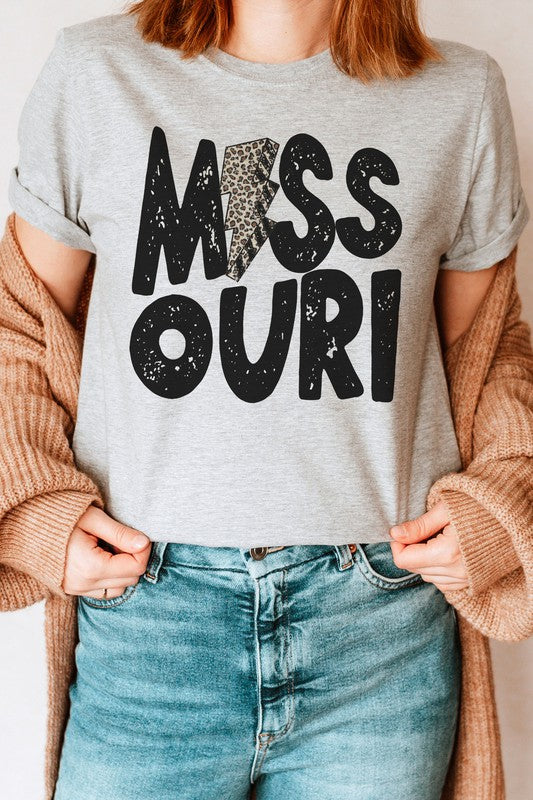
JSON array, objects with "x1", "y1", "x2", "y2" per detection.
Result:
[
  {"x1": 143, "y1": 541, "x2": 168, "y2": 584},
  {"x1": 334, "y1": 544, "x2": 354, "y2": 571}
]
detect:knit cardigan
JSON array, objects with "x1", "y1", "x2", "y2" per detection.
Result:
[{"x1": 0, "y1": 210, "x2": 531, "y2": 800}]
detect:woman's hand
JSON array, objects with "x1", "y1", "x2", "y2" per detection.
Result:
[
  {"x1": 61, "y1": 505, "x2": 152, "y2": 599},
  {"x1": 389, "y1": 501, "x2": 469, "y2": 591}
]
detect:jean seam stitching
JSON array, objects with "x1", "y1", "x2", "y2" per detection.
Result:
[
  {"x1": 255, "y1": 737, "x2": 272, "y2": 775},
  {"x1": 250, "y1": 578, "x2": 264, "y2": 785},
  {"x1": 265, "y1": 570, "x2": 295, "y2": 743},
  {"x1": 80, "y1": 582, "x2": 138, "y2": 609},
  {"x1": 252, "y1": 552, "x2": 333, "y2": 579},
  {"x1": 144, "y1": 541, "x2": 168, "y2": 582},
  {"x1": 283, "y1": 568, "x2": 295, "y2": 733},
  {"x1": 163, "y1": 562, "x2": 248, "y2": 574},
  {"x1": 354, "y1": 548, "x2": 423, "y2": 590}
]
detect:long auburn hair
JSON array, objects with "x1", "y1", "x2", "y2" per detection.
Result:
[{"x1": 123, "y1": 0, "x2": 443, "y2": 83}]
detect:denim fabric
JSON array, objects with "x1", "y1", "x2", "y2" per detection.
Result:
[{"x1": 54, "y1": 540, "x2": 461, "y2": 800}]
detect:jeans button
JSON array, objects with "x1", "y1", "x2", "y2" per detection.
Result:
[{"x1": 250, "y1": 547, "x2": 268, "y2": 560}]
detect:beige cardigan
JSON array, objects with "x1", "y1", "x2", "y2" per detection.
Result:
[{"x1": 0, "y1": 211, "x2": 531, "y2": 799}]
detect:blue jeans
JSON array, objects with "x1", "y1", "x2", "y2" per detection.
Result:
[{"x1": 54, "y1": 541, "x2": 461, "y2": 800}]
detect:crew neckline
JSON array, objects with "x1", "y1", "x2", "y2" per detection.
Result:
[{"x1": 198, "y1": 45, "x2": 335, "y2": 84}]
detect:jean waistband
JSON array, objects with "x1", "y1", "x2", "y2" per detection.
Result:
[{"x1": 144, "y1": 541, "x2": 358, "y2": 582}]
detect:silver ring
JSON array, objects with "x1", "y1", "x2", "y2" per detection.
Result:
[{"x1": 102, "y1": 587, "x2": 108, "y2": 599}]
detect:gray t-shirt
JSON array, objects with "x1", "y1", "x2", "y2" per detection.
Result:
[{"x1": 8, "y1": 14, "x2": 530, "y2": 546}]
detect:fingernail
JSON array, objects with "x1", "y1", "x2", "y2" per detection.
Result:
[
  {"x1": 132, "y1": 534, "x2": 149, "y2": 549},
  {"x1": 390, "y1": 525, "x2": 405, "y2": 538}
]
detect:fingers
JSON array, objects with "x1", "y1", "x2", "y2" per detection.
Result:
[
  {"x1": 389, "y1": 500, "x2": 450, "y2": 543},
  {"x1": 79, "y1": 506, "x2": 152, "y2": 580},
  {"x1": 91, "y1": 574, "x2": 143, "y2": 591},
  {"x1": 62, "y1": 512, "x2": 153, "y2": 596},
  {"x1": 80, "y1": 506, "x2": 151, "y2": 554},
  {"x1": 390, "y1": 529, "x2": 459, "y2": 571},
  {"x1": 419, "y1": 575, "x2": 468, "y2": 587},
  {"x1": 411, "y1": 564, "x2": 466, "y2": 578},
  {"x1": 388, "y1": 522, "x2": 469, "y2": 592},
  {"x1": 419, "y1": 575, "x2": 470, "y2": 591},
  {"x1": 96, "y1": 549, "x2": 151, "y2": 582},
  {"x1": 80, "y1": 582, "x2": 137, "y2": 600}
]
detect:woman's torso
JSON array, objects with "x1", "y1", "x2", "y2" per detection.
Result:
[{"x1": 67, "y1": 13, "x2": 489, "y2": 545}]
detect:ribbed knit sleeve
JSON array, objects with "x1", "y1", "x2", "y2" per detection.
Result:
[
  {"x1": 0, "y1": 213, "x2": 103, "y2": 602},
  {"x1": 427, "y1": 246, "x2": 533, "y2": 641}
]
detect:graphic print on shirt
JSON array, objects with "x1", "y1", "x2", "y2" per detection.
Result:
[
  {"x1": 130, "y1": 126, "x2": 402, "y2": 404},
  {"x1": 220, "y1": 138, "x2": 279, "y2": 281}
]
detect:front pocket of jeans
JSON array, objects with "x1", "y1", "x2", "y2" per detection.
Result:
[
  {"x1": 354, "y1": 541, "x2": 424, "y2": 590},
  {"x1": 79, "y1": 581, "x2": 138, "y2": 609}
]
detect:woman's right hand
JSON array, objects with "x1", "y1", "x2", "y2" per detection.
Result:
[
  {"x1": 61, "y1": 505, "x2": 152, "y2": 599},
  {"x1": 12, "y1": 218, "x2": 153, "y2": 601}
]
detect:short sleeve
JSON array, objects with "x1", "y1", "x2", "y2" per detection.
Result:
[
  {"x1": 8, "y1": 28, "x2": 96, "y2": 253},
  {"x1": 439, "y1": 53, "x2": 530, "y2": 271}
]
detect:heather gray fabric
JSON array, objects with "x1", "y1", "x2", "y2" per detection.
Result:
[{"x1": 8, "y1": 14, "x2": 530, "y2": 546}]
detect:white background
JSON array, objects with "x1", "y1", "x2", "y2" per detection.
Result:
[{"x1": 0, "y1": 1, "x2": 531, "y2": 797}]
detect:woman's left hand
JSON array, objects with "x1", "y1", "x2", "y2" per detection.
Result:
[{"x1": 389, "y1": 500, "x2": 469, "y2": 591}]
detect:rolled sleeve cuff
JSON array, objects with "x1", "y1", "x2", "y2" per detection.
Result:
[
  {"x1": 8, "y1": 167, "x2": 96, "y2": 254},
  {"x1": 439, "y1": 188, "x2": 530, "y2": 272}
]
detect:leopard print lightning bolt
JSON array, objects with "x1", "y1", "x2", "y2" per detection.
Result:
[{"x1": 220, "y1": 138, "x2": 280, "y2": 281}]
